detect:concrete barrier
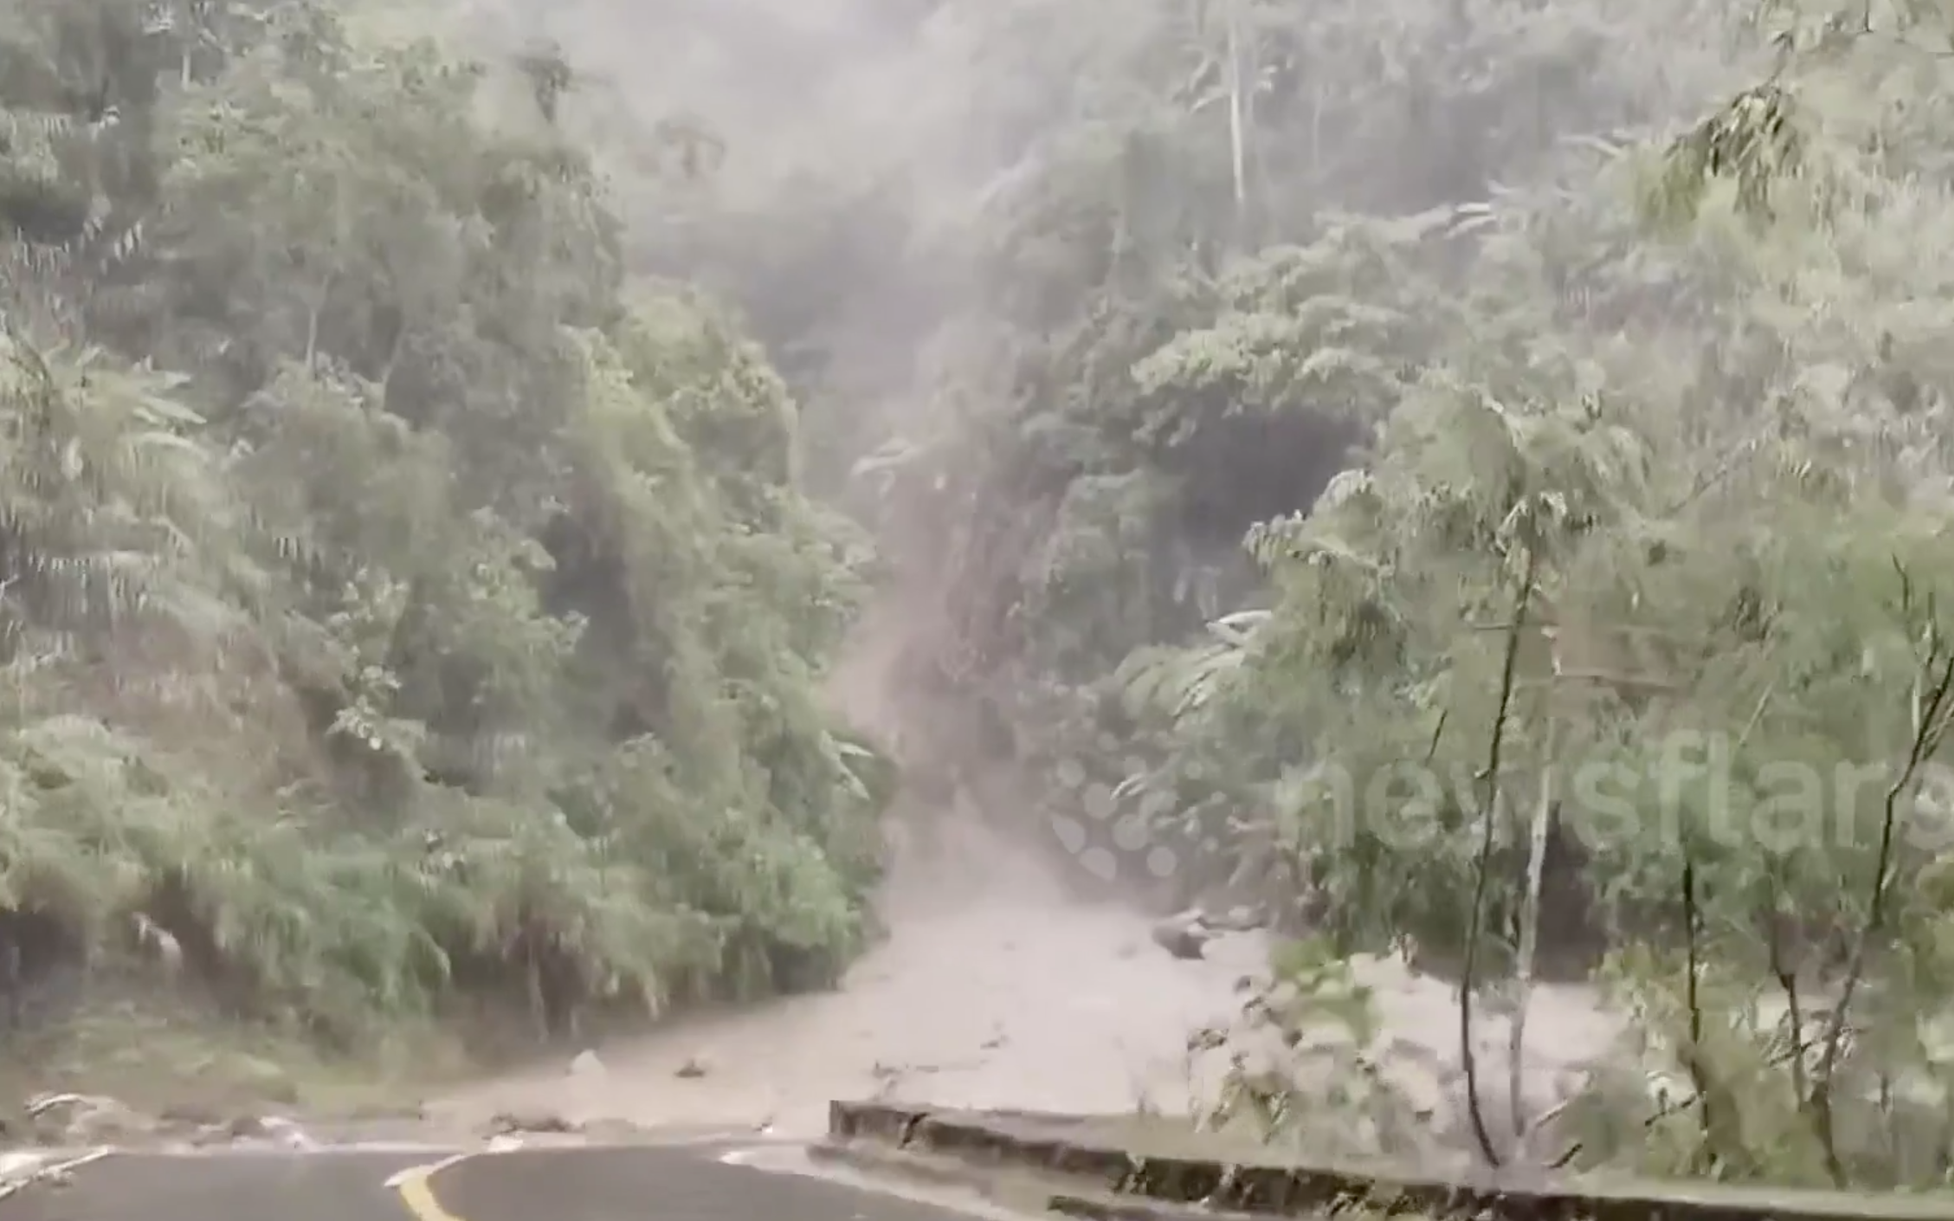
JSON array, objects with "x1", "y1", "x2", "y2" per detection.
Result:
[
  {"x1": 13, "y1": 1101, "x2": 1953, "y2": 1221},
  {"x1": 825, "y1": 1099, "x2": 1954, "y2": 1221}
]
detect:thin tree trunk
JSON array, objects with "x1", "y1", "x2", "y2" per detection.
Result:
[
  {"x1": 1460, "y1": 546, "x2": 1537, "y2": 1167},
  {"x1": 1507, "y1": 712, "x2": 1557, "y2": 1142},
  {"x1": 1224, "y1": 0, "x2": 1246, "y2": 237}
]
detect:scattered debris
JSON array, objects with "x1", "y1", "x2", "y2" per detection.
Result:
[
  {"x1": 1150, "y1": 911, "x2": 1213, "y2": 960},
  {"x1": 26, "y1": 1093, "x2": 154, "y2": 1144},
  {"x1": 0, "y1": 1147, "x2": 110, "y2": 1202},
  {"x1": 576, "y1": 1117, "x2": 656, "y2": 1143},
  {"x1": 1149, "y1": 903, "x2": 1267, "y2": 960},
  {"x1": 674, "y1": 1054, "x2": 710, "y2": 1078},
  {"x1": 250, "y1": 1115, "x2": 319, "y2": 1150},
  {"x1": 1216, "y1": 904, "x2": 1267, "y2": 932},
  {"x1": 484, "y1": 1109, "x2": 581, "y2": 1136},
  {"x1": 25, "y1": 1093, "x2": 93, "y2": 1119}
]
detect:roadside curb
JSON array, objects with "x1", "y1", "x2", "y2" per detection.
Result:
[
  {"x1": 825, "y1": 1099, "x2": 1954, "y2": 1221},
  {"x1": 809, "y1": 1139, "x2": 1029, "y2": 1195}
]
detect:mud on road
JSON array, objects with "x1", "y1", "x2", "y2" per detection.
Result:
[{"x1": 428, "y1": 816, "x2": 1623, "y2": 1154}]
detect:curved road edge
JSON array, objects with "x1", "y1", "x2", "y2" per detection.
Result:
[
  {"x1": 389, "y1": 1152, "x2": 476, "y2": 1221},
  {"x1": 0, "y1": 1124, "x2": 1089, "y2": 1221},
  {"x1": 377, "y1": 1142, "x2": 1043, "y2": 1221}
]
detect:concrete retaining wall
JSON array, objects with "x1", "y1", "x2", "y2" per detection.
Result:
[{"x1": 826, "y1": 1099, "x2": 1954, "y2": 1221}]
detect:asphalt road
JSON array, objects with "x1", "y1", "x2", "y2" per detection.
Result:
[{"x1": 0, "y1": 1143, "x2": 1020, "y2": 1221}]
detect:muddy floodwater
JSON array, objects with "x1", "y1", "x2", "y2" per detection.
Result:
[{"x1": 431, "y1": 817, "x2": 1621, "y2": 1146}]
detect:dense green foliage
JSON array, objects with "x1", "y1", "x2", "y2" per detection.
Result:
[
  {"x1": 12, "y1": 0, "x2": 1954, "y2": 1190},
  {"x1": 0, "y1": 0, "x2": 891, "y2": 1047},
  {"x1": 604, "y1": 0, "x2": 1954, "y2": 1189}
]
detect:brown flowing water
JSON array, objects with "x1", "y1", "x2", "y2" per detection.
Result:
[{"x1": 430, "y1": 599, "x2": 1623, "y2": 1149}]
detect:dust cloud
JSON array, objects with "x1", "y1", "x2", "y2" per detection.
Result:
[
  {"x1": 438, "y1": 588, "x2": 1271, "y2": 1137},
  {"x1": 428, "y1": 0, "x2": 1628, "y2": 1153},
  {"x1": 435, "y1": 592, "x2": 1622, "y2": 1153},
  {"x1": 433, "y1": 785, "x2": 1623, "y2": 1153},
  {"x1": 436, "y1": 822, "x2": 1244, "y2": 1137}
]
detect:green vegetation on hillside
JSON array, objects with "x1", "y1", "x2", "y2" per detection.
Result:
[
  {"x1": 602, "y1": 0, "x2": 1954, "y2": 1190},
  {"x1": 0, "y1": 0, "x2": 891, "y2": 1056},
  {"x1": 10, "y1": 0, "x2": 1954, "y2": 1190}
]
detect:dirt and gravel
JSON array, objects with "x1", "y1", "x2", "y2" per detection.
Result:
[
  {"x1": 420, "y1": 606, "x2": 1630, "y2": 1161},
  {"x1": 421, "y1": 814, "x2": 1625, "y2": 1160},
  {"x1": 6, "y1": 610, "x2": 1629, "y2": 1170}
]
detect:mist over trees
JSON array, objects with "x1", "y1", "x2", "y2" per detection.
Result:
[
  {"x1": 618, "y1": 0, "x2": 1954, "y2": 1185},
  {"x1": 0, "y1": 0, "x2": 893, "y2": 1061},
  {"x1": 8, "y1": 0, "x2": 1954, "y2": 1190}
]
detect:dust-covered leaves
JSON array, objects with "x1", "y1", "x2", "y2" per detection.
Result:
[{"x1": 0, "y1": 0, "x2": 890, "y2": 1047}]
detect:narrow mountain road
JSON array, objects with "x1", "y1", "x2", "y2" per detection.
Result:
[
  {"x1": 0, "y1": 613, "x2": 1627, "y2": 1221},
  {"x1": 0, "y1": 1143, "x2": 1027, "y2": 1221},
  {"x1": 0, "y1": 815, "x2": 1622, "y2": 1221}
]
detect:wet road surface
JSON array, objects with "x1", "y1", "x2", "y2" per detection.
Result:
[{"x1": 0, "y1": 1143, "x2": 1021, "y2": 1221}]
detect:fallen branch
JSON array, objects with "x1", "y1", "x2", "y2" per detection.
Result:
[{"x1": 0, "y1": 1147, "x2": 111, "y2": 1202}]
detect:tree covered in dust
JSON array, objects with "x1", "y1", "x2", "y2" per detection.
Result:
[
  {"x1": 606, "y1": 0, "x2": 1954, "y2": 1190},
  {"x1": 0, "y1": 0, "x2": 897, "y2": 1072}
]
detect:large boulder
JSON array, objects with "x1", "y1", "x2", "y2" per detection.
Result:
[{"x1": 1150, "y1": 911, "x2": 1213, "y2": 960}]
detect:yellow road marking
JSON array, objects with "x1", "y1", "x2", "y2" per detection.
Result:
[{"x1": 387, "y1": 1152, "x2": 477, "y2": 1221}]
